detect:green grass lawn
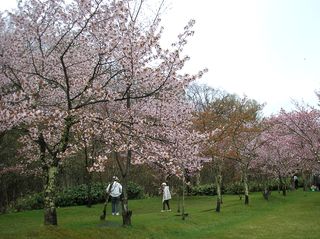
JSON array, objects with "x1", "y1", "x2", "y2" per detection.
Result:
[{"x1": 0, "y1": 189, "x2": 319, "y2": 239}]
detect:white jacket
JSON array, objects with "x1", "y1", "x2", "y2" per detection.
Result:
[
  {"x1": 106, "y1": 181, "x2": 122, "y2": 197},
  {"x1": 162, "y1": 186, "x2": 171, "y2": 202}
]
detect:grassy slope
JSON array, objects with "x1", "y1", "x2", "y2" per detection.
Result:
[{"x1": 0, "y1": 190, "x2": 319, "y2": 239}]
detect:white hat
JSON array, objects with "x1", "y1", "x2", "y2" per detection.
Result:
[
  {"x1": 161, "y1": 182, "x2": 166, "y2": 186},
  {"x1": 112, "y1": 176, "x2": 119, "y2": 181}
]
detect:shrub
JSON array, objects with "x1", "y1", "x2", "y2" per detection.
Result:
[
  {"x1": 224, "y1": 182, "x2": 244, "y2": 195},
  {"x1": 15, "y1": 192, "x2": 44, "y2": 212},
  {"x1": 55, "y1": 183, "x2": 106, "y2": 207},
  {"x1": 191, "y1": 184, "x2": 217, "y2": 196},
  {"x1": 13, "y1": 181, "x2": 145, "y2": 211},
  {"x1": 127, "y1": 181, "x2": 144, "y2": 199}
]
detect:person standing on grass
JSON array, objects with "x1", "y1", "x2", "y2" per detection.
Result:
[
  {"x1": 106, "y1": 176, "x2": 122, "y2": 215},
  {"x1": 161, "y1": 182, "x2": 172, "y2": 212}
]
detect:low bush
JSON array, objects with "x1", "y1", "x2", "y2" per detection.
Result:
[
  {"x1": 224, "y1": 182, "x2": 244, "y2": 195},
  {"x1": 15, "y1": 192, "x2": 44, "y2": 212},
  {"x1": 13, "y1": 181, "x2": 144, "y2": 211},
  {"x1": 55, "y1": 183, "x2": 106, "y2": 207},
  {"x1": 127, "y1": 181, "x2": 144, "y2": 199},
  {"x1": 191, "y1": 180, "x2": 281, "y2": 196},
  {"x1": 191, "y1": 184, "x2": 217, "y2": 196}
]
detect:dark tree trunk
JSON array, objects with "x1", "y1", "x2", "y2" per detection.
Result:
[
  {"x1": 244, "y1": 195, "x2": 249, "y2": 205},
  {"x1": 86, "y1": 181, "x2": 92, "y2": 208},
  {"x1": 121, "y1": 198, "x2": 132, "y2": 226},
  {"x1": 44, "y1": 207, "x2": 57, "y2": 225},
  {"x1": 177, "y1": 194, "x2": 181, "y2": 213},
  {"x1": 282, "y1": 187, "x2": 287, "y2": 196},
  {"x1": 116, "y1": 89, "x2": 136, "y2": 226},
  {"x1": 182, "y1": 178, "x2": 186, "y2": 220},
  {"x1": 279, "y1": 175, "x2": 286, "y2": 196},
  {"x1": 120, "y1": 149, "x2": 132, "y2": 226},
  {"x1": 84, "y1": 144, "x2": 92, "y2": 208},
  {"x1": 216, "y1": 200, "x2": 221, "y2": 212}
]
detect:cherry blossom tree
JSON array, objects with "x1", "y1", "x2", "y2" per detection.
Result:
[
  {"x1": 131, "y1": 98, "x2": 206, "y2": 220},
  {"x1": 0, "y1": 0, "x2": 205, "y2": 225},
  {"x1": 273, "y1": 107, "x2": 320, "y2": 189},
  {"x1": 254, "y1": 106, "x2": 320, "y2": 197},
  {"x1": 255, "y1": 120, "x2": 299, "y2": 196}
]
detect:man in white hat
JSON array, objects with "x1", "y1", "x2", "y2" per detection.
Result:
[
  {"x1": 161, "y1": 182, "x2": 171, "y2": 212},
  {"x1": 106, "y1": 176, "x2": 122, "y2": 215}
]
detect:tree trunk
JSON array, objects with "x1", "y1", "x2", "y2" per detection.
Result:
[
  {"x1": 44, "y1": 165, "x2": 58, "y2": 225},
  {"x1": 243, "y1": 170, "x2": 249, "y2": 205},
  {"x1": 195, "y1": 172, "x2": 201, "y2": 186},
  {"x1": 42, "y1": 115, "x2": 72, "y2": 226},
  {"x1": 121, "y1": 198, "x2": 132, "y2": 226},
  {"x1": 118, "y1": 88, "x2": 134, "y2": 226},
  {"x1": 215, "y1": 173, "x2": 222, "y2": 212},
  {"x1": 84, "y1": 147, "x2": 92, "y2": 208},
  {"x1": 120, "y1": 150, "x2": 132, "y2": 226},
  {"x1": 181, "y1": 174, "x2": 186, "y2": 220},
  {"x1": 244, "y1": 194, "x2": 249, "y2": 205},
  {"x1": 282, "y1": 186, "x2": 287, "y2": 196},
  {"x1": 216, "y1": 198, "x2": 221, "y2": 212},
  {"x1": 301, "y1": 171, "x2": 310, "y2": 191},
  {"x1": 121, "y1": 178, "x2": 132, "y2": 226},
  {"x1": 279, "y1": 175, "x2": 286, "y2": 196},
  {"x1": 177, "y1": 194, "x2": 181, "y2": 213},
  {"x1": 86, "y1": 179, "x2": 92, "y2": 208}
]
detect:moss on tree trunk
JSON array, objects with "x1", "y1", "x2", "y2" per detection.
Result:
[{"x1": 44, "y1": 166, "x2": 58, "y2": 225}]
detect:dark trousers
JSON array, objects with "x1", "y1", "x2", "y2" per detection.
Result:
[
  {"x1": 111, "y1": 196, "x2": 120, "y2": 214},
  {"x1": 163, "y1": 200, "x2": 170, "y2": 210}
]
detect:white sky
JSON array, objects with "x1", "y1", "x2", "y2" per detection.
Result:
[
  {"x1": 159, "y1": 0, "x2": 320, "y2": 116},
  {"x1": 1, "y1": 0, "x2": 320, "y2": 116}
]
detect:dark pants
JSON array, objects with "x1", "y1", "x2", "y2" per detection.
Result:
[
  {"x1": 111, "y1": 196, "x2": 120, "y2": 214},
  {"x1": 163, "y1": 200, "x2": 170, "y2": 210}
]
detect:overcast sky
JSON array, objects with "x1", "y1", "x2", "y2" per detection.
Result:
[
  {"x1": 1, "y1": 0, "x2": 320, "y2": 116},
  {"x1": 158, "y1": 0, "x2": 320, "y2": 116}
]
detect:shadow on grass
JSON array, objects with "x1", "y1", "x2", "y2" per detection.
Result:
[
  {"x1": 200, "y1": 208, "x2": 215, "y2": 212},
  {"x1": 97, "y1": 220, "x2": 122, "y2": 228}
]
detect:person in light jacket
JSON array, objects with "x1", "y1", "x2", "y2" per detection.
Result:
[
  {"x1": 161, "y1": 182, "x2": 171, "y2": 212},
  {"x1": 106, "y1": 176, "x2": 122, "y2": 215}
]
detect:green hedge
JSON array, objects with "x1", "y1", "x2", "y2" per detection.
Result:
[
  {"x1": 55, "y1": 183, "x2": 106, "y2": 207},
  {"x1": 224, "y1": 182, "x2": 243, "y2": 195},
  {"x1": 191, "y1": 184, "x2": 217, "y2": 196},
  {"x1": 191, "y1": 180, "x2": 281, "y2": 196},
  {"x1": 14, "y1": 181, "x2": 144, "y2": 212}
]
